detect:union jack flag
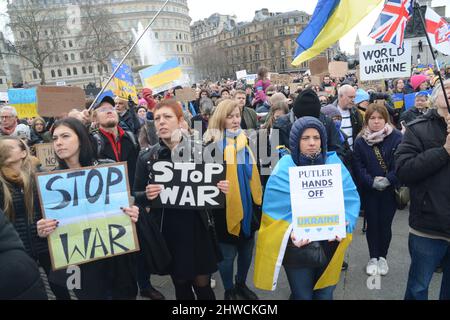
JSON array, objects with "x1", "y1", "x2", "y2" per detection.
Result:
[{"x1": 369, "y1": 0, "x2": 413, "y2": 47}]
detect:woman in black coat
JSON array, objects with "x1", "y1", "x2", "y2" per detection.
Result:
[
  {"x1": 36, "y1": 118, "x2": 139, "y2": 300},
  {"x1": 133, "y1": 99, "x2": 229, "y2": 300},
  {"x1": 353, "y1": 104, "x2": 402, "y2": 278},
  {"x1": 0, "y1": 136, "x2": 70, "y2": 300}
]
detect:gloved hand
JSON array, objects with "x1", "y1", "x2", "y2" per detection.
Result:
[{"x1": 373, "y1": 177, "x2": 391, "y2": 191}]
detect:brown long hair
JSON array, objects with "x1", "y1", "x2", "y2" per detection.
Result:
[
  {"x1": 363, "y1": 103, "x2": 391, "y2": 126},
  {"x1": 0, "y1": 137, "x2": 36, "y2": 222}
]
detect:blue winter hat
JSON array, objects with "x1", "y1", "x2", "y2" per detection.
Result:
[
  {"x1": 289, "y1": 116, "x2": 328, "y2": 166},
  {"x1": 354, "y1": 89, "x2": 370, "y2": 105}
]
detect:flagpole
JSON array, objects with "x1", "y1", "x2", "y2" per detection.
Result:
[
  {"x1": 88, "y1": 0, "x2": 170, "y2": 111},
  {"x1": 413, "y1": 0, "x2": 450, "y2": 112}
]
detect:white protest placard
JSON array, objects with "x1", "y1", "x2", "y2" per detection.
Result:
[
  {"x1": 289, "y1": 164, "x2": 346, "y2": 242},
  {"x1": 360, "y1": 41, "x2": 412, "y2": 81},
  {"x1": 245, "y1": 74, "x2": 257, "y2": 85},
  {"x1": 236, "y1": 70, "x2": 247, "y2": 80}
]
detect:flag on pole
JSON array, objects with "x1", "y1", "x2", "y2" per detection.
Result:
[
  {"x1": 292, "y1": 0, "x2": 383, "y2": 67},
  {"x1": 139, "y1": 59, "x2": 183, "y2": 94},
  {"x1": 108, "y1": 59, "x2": 138, "y2": 104},
  {"x1": 425, "y1": 7, "x2": 450, "y2": 56},
  {"x1": 369, "y1": 0, "x2": 413, "y2": 47}
]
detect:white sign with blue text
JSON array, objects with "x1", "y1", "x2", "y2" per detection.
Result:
[{"x1": 289, "y1": 164, "x2": 346, "y2": 242}]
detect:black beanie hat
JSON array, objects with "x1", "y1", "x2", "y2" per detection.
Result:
[{"x1": 293, "y1": 89, "x2": 321, "y2": 119}]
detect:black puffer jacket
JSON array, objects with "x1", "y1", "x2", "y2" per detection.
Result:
[
  {"x1": 0, "y1": 184, "x2": 48, "y2": 259},
  {"x1": 395, "y1": 109, "x2": 450, "y2": 238},
  {"x1": 0, "y1": 210, "x2": 47, "y2": 300}
]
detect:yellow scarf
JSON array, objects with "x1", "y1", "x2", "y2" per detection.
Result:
[{"x1": 224, "y1": 132, "x2": 262, "y2": 237}]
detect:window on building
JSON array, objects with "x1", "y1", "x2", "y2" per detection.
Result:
[
  {"x1": 66, "y1": 68, "x2": 71, "y2": 76},
  {"x1": 51, "y1": 70, "x2": 55, "y2": 78},
  {"x1": 69, "y1": 40, "x2": 73, "y2": 47},
  {"x1": 57, "y1": 69, "x2": 62, "y2": 77},
  {"x1": 55, "y1": 55, "x2": 60, "y2": 62},
  {"x1": 154, "y1": 32, "x2": 158, "y2": 39},
  {"x1": 64, "y1": 54, "x2": 68, "y2": 61},
  {"x1": 0, "y1": 79, "x2": 2, "y2": 84},
  {"x1": 49, "y1": 56, "x2": 53, "y2": 63},
  {"x1": 82, "y1": 66, "x2": 86, "y2": 74},
  {"x1": 73, "y1": 67, "x2": 77, "y2": 75},
  {"x1": 104, "y1": 65, "x2": 108, "y2": 72},
  {"x1": 62, "y1": 41, "x2": 66, "y2": 48},
  {"x1": 20, "y1": 32, "x2": 24, "y2": 39},
  {"x1": 32, "y1": 71, "x2": 37, "y2": 79},
  {"x1": 80, "y1": 52, "x2": 84, "y2": 60},
  {"x1": 97, "y1": 65, "x2": 101, "y2": 73},
  {"x1": 71, "y1": 53, "x2": 75, "y2": 60},
  {"x1": 279, "y1": 29, "x2": 285, "y2": 36},
  {"x1": 89, "y1": 66, "x2": 93, "y2": 73}
]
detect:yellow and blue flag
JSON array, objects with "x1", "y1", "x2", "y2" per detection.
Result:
[
  {"x1": 292, "y1": 0, "x2": 383, "y2": 67},
  {"x1": 108, "y1": 59, "x2": 138, "y2": 104},
  {"x1": 254, "y1": 152, "x2": 360, "y2": 291},
  {"x1": 139, "y1": 58, "x2": 183, "y2": 94},
  {"x1": 7, "y1": 88, "x2": 38, "y2": 119}
]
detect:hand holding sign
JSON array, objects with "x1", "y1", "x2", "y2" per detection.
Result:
[
  {"x1": 37, "y1": 219, "x2": 59, "y2": 238},
  {"x1": 121, "y1": 206, "x2": 139, "y2": 223},
  {"x1": 290, "y1": 231, "x2": 310, "y2": 248},
  {"x1": 146, "y1": 184, "x2": 163, "y2": 201}
]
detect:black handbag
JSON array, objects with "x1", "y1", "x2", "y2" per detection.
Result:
[{"x1": 283, "y1": 240, "x2": 328, "y2": 269}]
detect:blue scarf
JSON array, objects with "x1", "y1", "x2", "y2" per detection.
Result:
[{"x1": 220, "y1": 130, "x2": 254, "y2": 237}]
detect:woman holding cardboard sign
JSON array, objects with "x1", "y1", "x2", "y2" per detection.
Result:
[
  {"x1": 0, "y1": 136, "x2": 71, "y2": 300},
  {"x1": 36, "y1": 118, "x2": 140, "y2": 300},
  {"x1": 133, "y1": 99, "x2": 229, "y2": 300},
  {"x1": 254, "y1": 117, "x2": 360, "y2": 300},
  {"x1": 204, "y1": 99, "x2": 263, "y2": 300}
]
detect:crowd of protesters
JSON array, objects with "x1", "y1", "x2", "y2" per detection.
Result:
[{"x1": 0, "y1": 63, "x2": 450, "y2": 301}]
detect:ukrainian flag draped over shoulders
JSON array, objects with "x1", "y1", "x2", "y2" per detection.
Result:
[
  {"x1": 254, "y1": 152, "x2": 360, "y2": 291},
  {"x1": 292, "y1": 0, "x2": 383, "y2": 67}
]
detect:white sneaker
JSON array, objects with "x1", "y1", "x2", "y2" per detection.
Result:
[
  {"x1": 378, "y1": 257, "x2": 389, "y2": 276},
  {"x1": 366, "y1": 258, "x2": 378, "y2": 276},
  {"x1": 210, "y1": 277, "x2": 216, "y2": 289}
]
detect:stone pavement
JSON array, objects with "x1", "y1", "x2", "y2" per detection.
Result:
[{"x1": 42, "y1": 207, "x2": 444, "y2": 300}]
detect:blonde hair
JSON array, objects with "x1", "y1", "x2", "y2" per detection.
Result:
[
  {"x1": 0, "y1": 137, "x2": 36, "y2": 222},
  {"x1": 204, "y1": 100, "x2": 240, "y2": 143}
]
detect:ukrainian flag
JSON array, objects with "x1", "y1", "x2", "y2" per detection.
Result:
[
  {"x1": 139, "y1": 59, "x2": 182, "y2": 93},
  {"x1": 292, "y1": 0, "x2": 383, "y2": 67},
  {"x1": 254, "y1": 152, "x2": 360, "y2": 291},
  {"x1": 7, "y1": 88, "x2": 38, "y2": 119},
  {"x1": 109, "y1": 60, "x2": 138, "y2": 104}
]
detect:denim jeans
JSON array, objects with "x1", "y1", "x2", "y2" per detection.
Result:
[
  {"x1": 217, "y1": 236, "x2": 255, "y2": 291},
  {"x1": 404, "y1": 233, "x2": 450, "y2": 300},
  {"x1": 284, "y1": 266, "x2": 336, "y2": 300}
]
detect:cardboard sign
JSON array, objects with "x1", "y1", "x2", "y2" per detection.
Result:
[
  {"x1": 324, "y1": 86, "x2": 336, "y2": 96},
  {"x1": 150, "y1": 161, "x2": 226, "y2": 209},
  {"x1": 36, "y1": 86, "x2": 86, "y2": 117},
  {"x1": 34, "y1": 143, "x2": 57, "y2": 171},
  {"x1": 328, "y1": 61, "x2": 348, "y2": 79},
  {"x1": 236, "y1": 70, "x2": 247, "y2": 80},
  {"x1": 310, "y1": 76, "x2": 322, "y2": 86},
  {"x1": 270, "y1": 74, "x2": 292, "y2": 85},
  {"x1": 289, "y1": 164, "x2": 346, "y2": 242},
  {"x1": 359, "y1": 41, "x2": 412, "y2": 81},
  {"x1": 175, "y1": 88, "x2": 197, "y2": 102},
  {"x1": 36, "y1": 163, "x2": 139, "y2": 270},
  {"x1": 309, "y1": 56, "x2": 329, "y2": 75}
]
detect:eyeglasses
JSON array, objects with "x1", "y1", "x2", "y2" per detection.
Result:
[{"x1": 0, "y1": 115, "x2": 14, "y2": 120}]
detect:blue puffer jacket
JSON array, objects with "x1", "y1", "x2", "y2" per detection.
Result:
[
  {"x1": 352, "y1": 129, "x2": 403, "y2": 190},
  {"x1": 289, "y1": 116, "x2": 328, "y2": 166}
]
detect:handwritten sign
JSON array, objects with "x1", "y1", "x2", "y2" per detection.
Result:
[
  {"x1": 359, "y1": 41, "x2": 412, "y2": 81},
  {"x1": 36, "y1": 163, "x2": 139, "y2": 270},
  {"x1": 245, "y1": 74, "x2": 257, "y2": 85},
  {"x1": 236, "y1": 70, "x2": 248, "y2": 80},
  {"x1": 289, "y1": 164, "x2": 346, "y2": 242},
  {"x1": 34, "y1": 143, "x2": 57, "y2": 171},
  {"x1": 151, "y1": 161, "x2": 226, "y2": 209}
]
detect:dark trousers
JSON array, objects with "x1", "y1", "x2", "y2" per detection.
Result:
[{"x1": 364, "y1": 189, "x2": 397, "y2": 259}]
